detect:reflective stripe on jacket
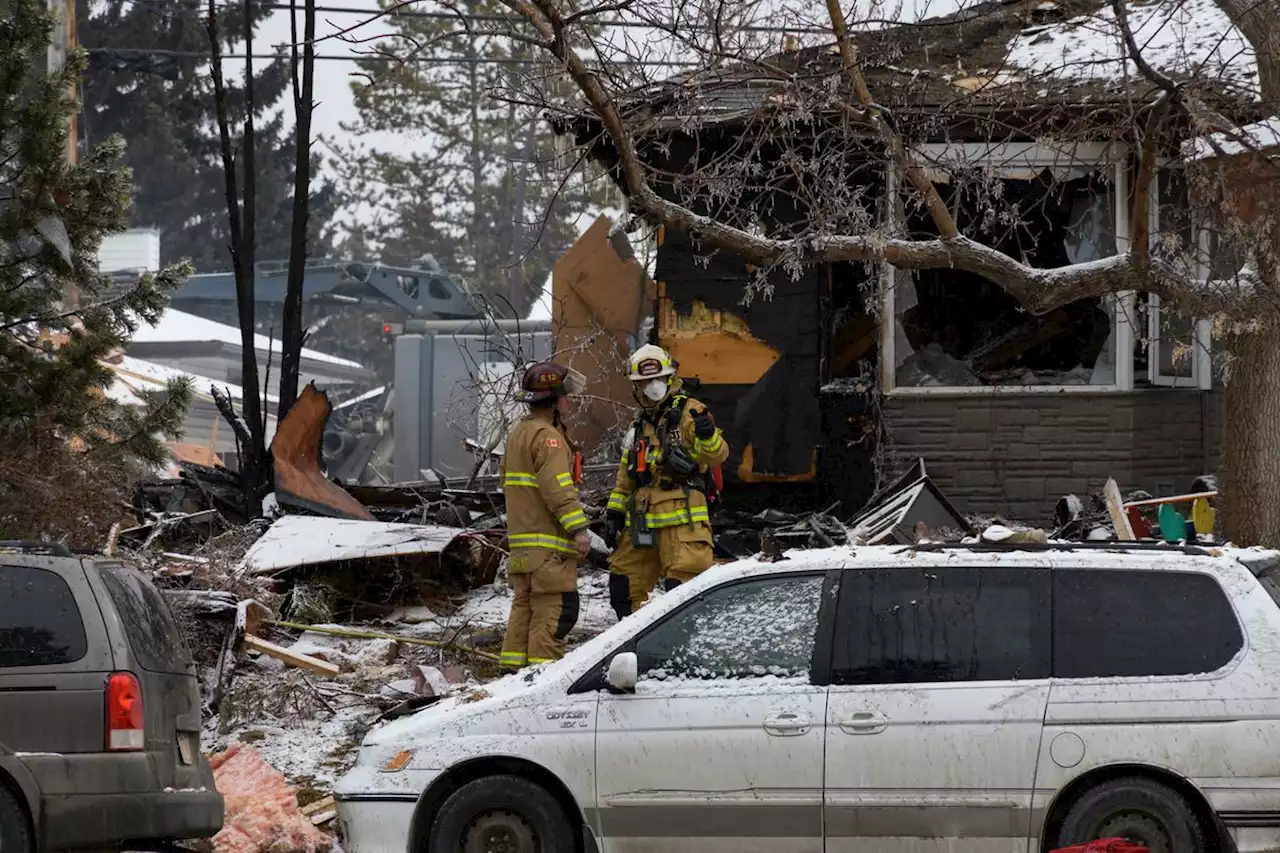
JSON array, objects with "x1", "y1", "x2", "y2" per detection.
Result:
[
  {"x1": 606, "y1": 386, "x2": 729, "y2": 530},
  {"x1": 501, "y1": 409, "x2": 587, "y2": 573}
]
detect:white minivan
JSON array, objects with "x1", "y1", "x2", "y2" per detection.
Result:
[{"x1": 335, "y1": 543, "x2": 1280, "y2": 853}]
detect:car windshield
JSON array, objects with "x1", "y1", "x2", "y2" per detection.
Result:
[{"x1": 97, "y1": 564, "x2": 193, "y2": 674}]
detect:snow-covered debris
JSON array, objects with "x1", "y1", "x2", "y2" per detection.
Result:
[
  {"x1": 1185, "y1": 118, "x2": 1280, "y2": 160},
  {"x1": 240, "y1": 516, "x2": 466, "y2": 575},
  {"x1": 1005, "y1": 0, "x2": 1257, "y2": 95},
  {"x1": 209, "y1": 742, "x2": 332, "y2": 853}
]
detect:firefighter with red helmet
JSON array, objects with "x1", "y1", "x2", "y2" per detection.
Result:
[
  {"x1": 499, "y1": 361, "x2": 590, "y2": 668},
  {"x1": 604, "y1": 344, "x2": 729, "y2": 618}
]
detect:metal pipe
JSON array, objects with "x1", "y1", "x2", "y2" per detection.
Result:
[{"x1": 405, "y1": 318, "x2": 553, "y2": 334}]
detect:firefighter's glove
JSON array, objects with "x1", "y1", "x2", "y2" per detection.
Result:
[
  {"x1": 692, "y1": 408, "x2": 716, "y2": 439},
  {"x1": 603, "y1": 509, "x2": 626, "y2": 550}
]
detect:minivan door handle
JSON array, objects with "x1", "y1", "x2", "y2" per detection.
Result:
[
  {"x1": 763, "y1": 711, "x2": 811, "y2": 737},
  {"x1": 839, "y1": 712, "x2": 887, "y2": 735}
]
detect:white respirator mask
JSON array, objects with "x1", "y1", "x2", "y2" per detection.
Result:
[{"x1": 641, "y1": 378, "x2": 668, "y2": 402}]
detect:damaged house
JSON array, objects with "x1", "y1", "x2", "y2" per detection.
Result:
[{"x1": 560, "y1": 0, "x2": 1259, "y2": 523}]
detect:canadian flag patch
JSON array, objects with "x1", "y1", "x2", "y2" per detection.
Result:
[{"x1": 545, "y1": 437, "x2": 562, "y2": 448}]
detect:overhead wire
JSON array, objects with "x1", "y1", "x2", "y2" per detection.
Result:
[
  {"x1": 84, "y1": 46, "x2": 702, "y2": 68},
  {"x1": 125, "y1": 0, "x2": 834, "y2": 36}
]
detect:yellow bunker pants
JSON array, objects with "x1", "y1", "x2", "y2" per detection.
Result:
[
  {"x1": 500, "y1": 554, "x2": 579, "y2": 667},
  {"x1": 608, "y1": 519, "x2": 714, "y2": 618}
]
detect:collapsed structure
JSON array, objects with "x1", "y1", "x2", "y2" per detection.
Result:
[{"x1": 556, "y1": 0, "x2": 1260, "y2": 524}]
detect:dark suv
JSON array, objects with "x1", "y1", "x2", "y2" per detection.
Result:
[{"x1": 0, "y1": 544, "x2": 224, "y2": 852}]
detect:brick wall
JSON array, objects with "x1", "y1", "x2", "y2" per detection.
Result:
[{"x1": 881, "y1": 390, "x2": 1224, "y2": 525}]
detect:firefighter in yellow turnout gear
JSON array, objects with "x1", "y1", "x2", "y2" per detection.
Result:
[
  {"x1": 605, "y1": 345, "x2": 730, "y2": 619},
  {"x1": 499, "y1": 362, "x2": 592, "y2": 668}
]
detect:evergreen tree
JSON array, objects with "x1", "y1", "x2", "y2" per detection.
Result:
[
  {"x1": 0, "y1": 0, "x2": 192, "y2": 545},
  {"x1": 334, "y1": 0, "x2": 608, "y2": 316},
  {"x1": 78, "y1": 0, "x2": 338, "y2": 272}
]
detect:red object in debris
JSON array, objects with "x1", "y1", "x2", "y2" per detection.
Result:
[
  {"x1": 1051, "y1": 840, "x2": 1150, "y2": 853},
  {"x1": 1127, "y1": 506, "x2": 1153, "y2": 538}
]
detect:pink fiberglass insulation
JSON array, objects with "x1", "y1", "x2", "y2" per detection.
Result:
[{"x1": 210, "y1": 743, "x2": 333, "y2": 853}]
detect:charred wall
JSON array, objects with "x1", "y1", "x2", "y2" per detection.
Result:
[
  {"x1": 882, "y1": 390, "x2": 1225, "y2": 524},
  {"x1": 654, "y1": 226, "x2": 824, "y2": 481}
]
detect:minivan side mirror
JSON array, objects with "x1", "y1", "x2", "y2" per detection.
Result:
[{"x1": 606, "y1": 652, "x2": 638, "y2": 691}]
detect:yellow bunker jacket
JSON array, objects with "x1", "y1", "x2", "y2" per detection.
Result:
[
  {"x1": 606, "y1": 387, "x2": 730, "y2": 530},
  {"x1": 501, "y1": 409, "x2": 588, "y2": 573}
]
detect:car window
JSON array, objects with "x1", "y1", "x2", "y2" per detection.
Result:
[
  {"x1": 1054, "y1": 569, "x2": 1241, "y2": 678},
  {"x1": 634, "y1": 574, "x2": 825, "y2": 683},
  {"x1": 832, "y1": 567, "x2": 1050, "y2": 685},
  {"x1": 97, "y1": 564, "x2": 193, "y2": 674},
  {"x1": 0, "y1": 565, "x2": 88, "y2": 668}
]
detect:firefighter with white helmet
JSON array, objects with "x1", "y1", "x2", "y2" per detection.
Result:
[
  {"x1": 499, "y1": 361, "x2": 590, "y2": 667},
  {"x1": 604, "y1": 344, "x2": 729, "y2": 618}
]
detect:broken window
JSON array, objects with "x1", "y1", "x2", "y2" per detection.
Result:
[
  {"x1": 1136, "y1": 165, "x2": 1221, "y2": 389},
  {"x1": 891, "y1": 165, "x2": 1117, "y2": 388}
]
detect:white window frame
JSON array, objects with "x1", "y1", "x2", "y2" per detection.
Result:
[
  {"x1": 1145, "y1": 166, "x2": 1213, "y2": 390},
  {"x1": 881, "y1": 141, "x2": 1136, "y2": 395}
]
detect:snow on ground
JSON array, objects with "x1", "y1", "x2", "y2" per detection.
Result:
[
  {"x1": 205, "y1": 703, "x2": 377, "y2": 791},
  {"x1": 445, "y1": 569, "x2": 620, "y2": 636},
  {"x1": 204, "y1": 568, "x2": 618, "y2": 791},
  {"x1": 1005, "y1": 0, "x2": 1257, "y2": 94}
]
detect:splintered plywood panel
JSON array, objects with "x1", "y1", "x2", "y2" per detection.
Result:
[
  {"x1": 660, "y1": 298, "x2": 781, "y2": 386},
  {"x1": 272, "y1": 384, "x2": 375, "y2": 521},
  {"x1": 553, "y1": 216, "x2": 654, "y2": 454}
]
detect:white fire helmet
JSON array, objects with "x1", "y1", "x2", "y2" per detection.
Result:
[{"x1": 627, "y1": 344, "x2": 677, "y2": 381}]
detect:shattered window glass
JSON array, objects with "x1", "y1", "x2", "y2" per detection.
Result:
[
  {"x1": 634, "y1": 575, "x2": 824, "y2": 682},
  {"x1": 894, "y1": 166, "x2": 1117, "y2": 388},
  {"x1": 831, "y1": 567, "x2": 1050, "y2": 685}
]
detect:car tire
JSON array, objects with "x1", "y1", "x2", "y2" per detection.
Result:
[
  {"x1": 1055, "y1": 775, "x2": 1208, "y2": 853},
  {"x1": 428, "y1": 774, "x2": 575, "y2": 853},
  {"x1": 0, "y1": 784, "x2": 34, "y2": 853}
]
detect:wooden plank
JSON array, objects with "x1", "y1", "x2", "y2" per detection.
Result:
[
  {"x1": 1104, "y1": 478, "x2": 1136, "y2": 541},
  {"x1": 666, "y1": 330, "x2": 781, "y2": 386},
  {"x1": 300, "y1": 795, "x2": 336, "y2": 817},
  {"x1": 243, "y1": 634, "x2": 340, "y2": 677},
  {"x1": 1124, "y1": 490, "x2": 1218, "y2": 509}
]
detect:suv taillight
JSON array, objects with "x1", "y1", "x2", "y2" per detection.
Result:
[{"x1": 105, "y1": 672, "x2": 144, "y2": 751}]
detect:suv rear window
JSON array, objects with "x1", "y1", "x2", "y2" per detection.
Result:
[
  {"x1": 97, "y1": 565, "x2": 193, "y2": 673},
  {"x1": 0, "y1": 565, "x2": 88, "y2": 667},
  {"x1": 1054, "y1": 569, "x2": 1242, "y2": 678}
]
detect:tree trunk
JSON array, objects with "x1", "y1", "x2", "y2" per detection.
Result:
[
  {"x1": 1221, "y1": 324, "x2": 1280, "y2": 546},
  {"x1": 278, "y1": 0, "x2": 316, "y2": 421}
]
